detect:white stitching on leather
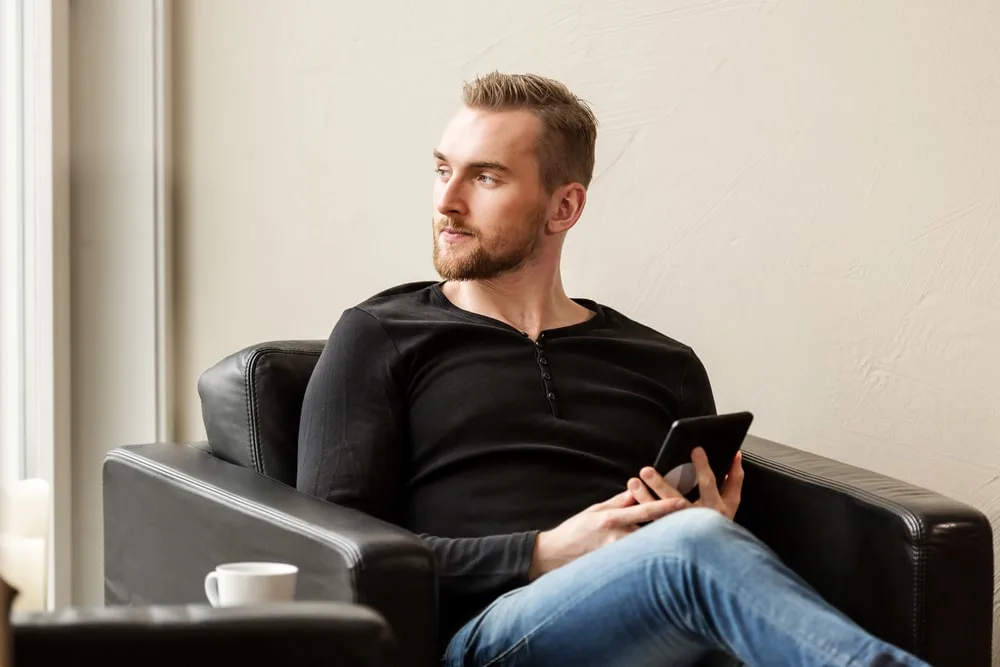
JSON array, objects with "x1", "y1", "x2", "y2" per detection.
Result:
[{"x1": 244, "y1": 346, "x2": 323, "y2": 477}]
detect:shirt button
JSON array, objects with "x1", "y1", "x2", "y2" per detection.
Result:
[
  {"x1": 547, "y1": 392, "x2": 557, "y2": 401},
  {"x1": 538, "y1": 357, "x2": 548, "y2": 365},
  {"x1": 542, "y1": 372, "x2": 551, "y2": 380}
]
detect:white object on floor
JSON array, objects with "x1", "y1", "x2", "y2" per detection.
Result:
[{"x1": 0, "y1": 479, "x2": 50, "y2": 611}]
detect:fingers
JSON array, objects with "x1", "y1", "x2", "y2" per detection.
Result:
[
  {"x1": 639, "y1": 467, "x2": 684, "y2": 499},
  {"x1": 589, "y1": 489, "x2": 637, "y2": 511},
  {"x1": 720, "y1": 451, "x2": 744, "y2": 507},
  {"x1": 608, "y1": 497, "x2": 688, "y2": 527},
  {"x1": 627, "y1": 478, "x2": 657, "y2": 504},
  {"x1": 691, "y1": 447, "x2": 722, "y2": 507}
]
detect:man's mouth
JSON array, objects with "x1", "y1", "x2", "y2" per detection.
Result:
[{"x1": 440, "y1": 228, "x2": 474, "y2": 243}]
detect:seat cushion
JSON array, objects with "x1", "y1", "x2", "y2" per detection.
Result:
[{"x1": 197, "y1": 341, "x2": 325, "y2": 485}]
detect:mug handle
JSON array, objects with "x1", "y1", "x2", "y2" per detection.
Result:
[{"x1": 204, "y1": 571, "x2": 220, "y2": 607}]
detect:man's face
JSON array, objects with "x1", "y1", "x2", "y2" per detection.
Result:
[{"x1": 432, "y1": 107, "x2": 550, "y2": 281}]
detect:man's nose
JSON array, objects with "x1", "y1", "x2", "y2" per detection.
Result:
[{"x1": 436, "y1": 178, "x2": 467, "y2": 217}]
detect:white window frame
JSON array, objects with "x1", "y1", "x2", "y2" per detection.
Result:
[
  {"x1": 1, "y1": 0, "x2": 72, "y2": 608},
  {"x1": 0, "y1": 0, "x2": 27, "y2": 483}
]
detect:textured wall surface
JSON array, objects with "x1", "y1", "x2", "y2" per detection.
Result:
[{"x1": 172, "y1": 1, "x2": 1000, "y2": 659}]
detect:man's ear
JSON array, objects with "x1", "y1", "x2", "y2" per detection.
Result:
[{"x1": 547, "y1": 183, "x2": 587, "y2": 234}]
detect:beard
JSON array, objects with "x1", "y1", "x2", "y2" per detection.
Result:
[{"x1": 432, "y1": 208, "x2": 545, "y2": 281}]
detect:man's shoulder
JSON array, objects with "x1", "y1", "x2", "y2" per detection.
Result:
[
  {"x1": 358, "y1": 280, "x2": 438, "y2": 306},
  {"x1": 597, "y1": 303, "x2": 695, "y2": 353},
  {"x1": 347, "y1": 280, "x2": 441, "y2": 323},
  {"x1": 326, "y1": 280, "x2": 442, "y2": 347}
]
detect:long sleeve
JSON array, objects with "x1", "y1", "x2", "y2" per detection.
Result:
[
  {"x1": 296, "y1": 307, "x2": 405, "y2": 519},
  {"x1": 418, "y1": 533, "x2": 536, "y2": 596},
  {"x1": 296, "y1": 307, "x2": 537, "y2": 598}
]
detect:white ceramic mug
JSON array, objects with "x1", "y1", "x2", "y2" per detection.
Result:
[{"x1": 203, "y1": 562, "x2": 298, "y2": 607}]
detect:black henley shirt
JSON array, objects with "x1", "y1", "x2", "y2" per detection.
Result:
[{"x1": 296, "y1": 280, "x2": 717, "y2": 643}]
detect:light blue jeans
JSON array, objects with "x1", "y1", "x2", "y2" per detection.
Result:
[{"x1": 444, "y1": 508, "x2": 929, "y2": 667}]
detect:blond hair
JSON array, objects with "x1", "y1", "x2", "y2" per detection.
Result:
[{"x1": 462, "y1": 72, "x2": 598, "y2": 192}]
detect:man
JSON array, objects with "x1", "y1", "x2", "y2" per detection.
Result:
[{"x1": 297, "y1": 72, "x2": 927, "y2": 667}]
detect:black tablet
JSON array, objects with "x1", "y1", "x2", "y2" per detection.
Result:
[{"x1": 652, "y1": 411, "x2": 754, "y2": 501}]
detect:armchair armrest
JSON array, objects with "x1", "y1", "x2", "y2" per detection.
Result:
[
  {"x1": 13, "y1": 602, "x2": 393, "y2": 667},
  {"x1": 737, "y1": 435, "x2": 994, "y2": 667},
  {"x1": 103, "y1": 443, "x2": 438, "y2": 667}
]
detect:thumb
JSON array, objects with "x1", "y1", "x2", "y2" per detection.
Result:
[{"x1": 589, "y1": 489, "x2": 635, "y2": 512}]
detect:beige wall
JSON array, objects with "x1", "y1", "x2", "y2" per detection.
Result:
[{"x1": 173, "y1": 0, "x2": 1000, "y2": 658}]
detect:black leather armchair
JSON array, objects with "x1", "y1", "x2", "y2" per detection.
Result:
[{"x1": 103, "y1": 341, "x2": 995, "y2": 667}]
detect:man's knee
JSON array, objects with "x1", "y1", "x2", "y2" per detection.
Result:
[
  {"x1": 642, "y1": 507, "x2": 740, "y2": 560},
  {"x1": 603, "y1": 509, "x2": 747, "y2": 626}
]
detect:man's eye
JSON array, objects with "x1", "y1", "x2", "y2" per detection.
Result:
[
  {"x1": 435, "y1": 167, "x2": 450, "y2": 178},
  {"x1": 477, "y1": 174, "x2": 497, "y2": 185}
]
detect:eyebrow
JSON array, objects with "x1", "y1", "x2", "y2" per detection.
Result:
[{"x1": 433, "y1": 150, "x2": 511, "y2": 174}]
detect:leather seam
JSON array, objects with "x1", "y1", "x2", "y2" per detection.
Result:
[
  {"x1": 913, "y1": 533, "x2": 926, "y2": 657},
  {"x1": 244, "y1": 347, "x2": 323, "y2": 476},
  {"x1": 106, "y1": 446, "x2": 365, "y2": 595},
  {"x1": 243, "y1": 350, "x2": 259, "y2": 473},
  {"x1": 742, "y1": 450, "x2": 928, "y2": 653}
]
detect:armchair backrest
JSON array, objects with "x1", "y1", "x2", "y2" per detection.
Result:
[{"x1": 197, "y1": 341, "x2": 325, "y2": 486}]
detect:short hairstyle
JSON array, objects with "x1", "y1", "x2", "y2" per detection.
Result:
[{"x1": 462, "y1": 72, "x2": 598, "y2": 192}]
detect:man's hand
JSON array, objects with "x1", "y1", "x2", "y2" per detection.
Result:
[
  {"x1": 529, "y1": 489, "x2": 686, "y2": 580},
  {"x1": 627, "y1": 447, "x2": 744, "y2": 521}
]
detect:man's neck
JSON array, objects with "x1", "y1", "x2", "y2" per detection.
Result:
[{"x1": 441, "y1": 268, "x2": 594, "y2": 340}]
